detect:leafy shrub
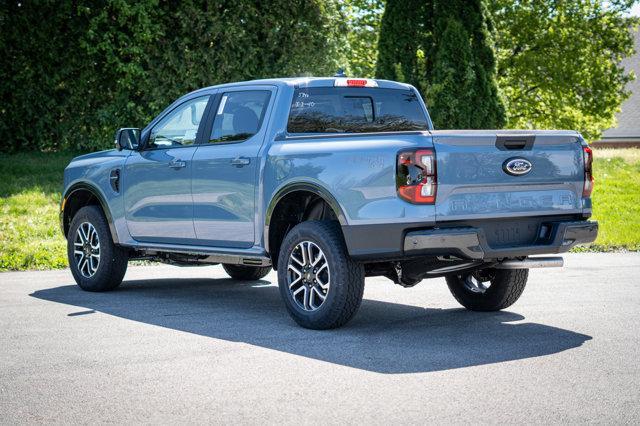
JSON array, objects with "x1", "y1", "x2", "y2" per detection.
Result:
[{"x1": 0, "y1": 0, "x2": 348, "y2": 153}]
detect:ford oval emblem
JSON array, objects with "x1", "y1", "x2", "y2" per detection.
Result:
[{"x1": 503, "y1": 158, "x2": 532, "y2": 176}]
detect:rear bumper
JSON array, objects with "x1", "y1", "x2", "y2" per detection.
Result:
[
  {"x1": 343, "y1": 219, "x2": 598, "y2": 261},
  {"x1": 403, "y1": 220, "x2": 598, "y2": 260}
]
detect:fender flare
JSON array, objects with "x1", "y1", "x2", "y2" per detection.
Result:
[
  {"x1": 61, "y1": 182, "x2": 119, "y2": 244},
  {"x1": 264, "y1": 182, "x2": 348, "y2": 254}
]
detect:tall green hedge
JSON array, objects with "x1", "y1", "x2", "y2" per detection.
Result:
[
  {"x1": 0, "y1": 1, "x2": 347, "y2": 152},
  {"x1": 376, "y1": 0, "x2": 505, "y2": 129},
  {"x1": 426, "y1": 0, "x2": 505, "y2": 129},
  {"x1": 375, "y1": 0, "x2": 424, "y2": 88}
]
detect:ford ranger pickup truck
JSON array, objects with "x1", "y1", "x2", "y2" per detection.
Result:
[{"x1": 61, "y1": 77, "x2": 598, "y2": 329}]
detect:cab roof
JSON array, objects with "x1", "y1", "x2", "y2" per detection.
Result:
[{"x1": 192, "y1": 77, "x2": 414, "y2": 93}]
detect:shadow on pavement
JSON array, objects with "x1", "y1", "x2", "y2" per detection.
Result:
[{"x1": 30, "y1": 278, "x2": 592, "y2": 374}]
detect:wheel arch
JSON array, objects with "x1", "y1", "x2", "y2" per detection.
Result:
[
  {"x1": 265, "y1": 182, "x2": 348, "y2": 268},
  {"x1": 61, "y1": 182, "x2": 118, "y2": 244}
]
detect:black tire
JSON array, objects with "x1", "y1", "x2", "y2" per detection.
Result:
[
  {"x1": 222, "y1": 264, "x2": 272, "y2": 281},
  {"x1": 446, "y1": 268, "x2": 528, "y2": 311},
  {"x1": 277, "y1": 220, "x2": 365, "y2": 330},
  {"x1": 67, "y1": 205, "x2": 128, "y2": 292}
]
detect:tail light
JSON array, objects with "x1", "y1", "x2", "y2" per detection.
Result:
[
  {"x1": 583, "y1": 146, "x2": 594, "y2": 197},
  {"x1": 397, "y1": 149, "x2": 437, "y2": 204}
]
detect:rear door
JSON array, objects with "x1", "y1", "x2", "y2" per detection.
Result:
[
  {"x1": 190, "y1": 86, "x2": 276, "y2": 248},
  {"x1": 432, "y1": 130, "x2": 585, "y2": 223}
]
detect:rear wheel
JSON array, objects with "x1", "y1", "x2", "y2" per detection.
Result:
[
  {"x1": 67, "y1": 205, "x2": 128, "y2": 292},
  {"x1": 277, "y1": 221, "x2": 365, "y2": 330},
  {"x1": 446, "y1": 268, "x2": 528, "y2": 311},
  {"x1": 222, "y1": 264, "x2": 271, "y2": 281}
]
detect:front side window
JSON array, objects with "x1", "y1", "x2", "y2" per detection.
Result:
[
  {"x1": 209, "y1": 90, "x2": 271, "y2": 144},
  {"x1": 149, "y1": 96, "x2": 209, "y2": 148},
  {"x1": 287, "y1": 87, "x2": 429, "y2": 134}
]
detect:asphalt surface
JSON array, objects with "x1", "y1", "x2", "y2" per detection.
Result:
[{"x1": 1, "y1": 253, "x2": 639, "y2": 424}]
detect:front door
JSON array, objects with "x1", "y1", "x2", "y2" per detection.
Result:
[
  {"x1": 124, "y1": 95, "x2": 211, "y2": 244},
  {"x1": 191, "y1": 87, "x2": 275, "y2": 248}
]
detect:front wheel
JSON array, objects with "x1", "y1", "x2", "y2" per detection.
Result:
[
  {"x1": 446, "y1": 268, "x2": 528, "y2": 311},
  {"x1": 277, "y1": 221, "x2": 365, "y2": 330},
  {"x1": 67, "y1": 205, "x2": 128, "y2": 292}
]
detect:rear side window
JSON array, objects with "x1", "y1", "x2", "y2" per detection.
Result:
[
  {"x1": 209, "y1": 90, "x2": 271, "y2": 143},
  {"x1": 287, "y1": 87, "x2": 428, "y2": 134}
]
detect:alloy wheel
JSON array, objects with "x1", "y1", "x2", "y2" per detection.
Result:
[
  {"x1": 73, "y1": 222, "x2": 100, "y2": 278},
  {"x1": 461, "y1": 270, "x2": 496, "y2": 294},
  {"x1": 286, "y1": 241, "x2": 330, "y2": 311}
]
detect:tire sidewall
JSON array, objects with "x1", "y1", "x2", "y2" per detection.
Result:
[
  {"x1": 446, "y1": 268, "x2": 528, "y2": 311},
  {"x1": 67, "y1": 206, "x2": 119, "y2": 291},
  {"x1": 222, "y1": 264, "x2": 271, "y2": 281},
  {"x1": 277, "y1": 221, "x2": 355, "y2": 325}
]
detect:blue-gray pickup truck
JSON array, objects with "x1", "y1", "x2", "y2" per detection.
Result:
[{"x1": 61, "y1": 77, "x2": 598, "y2": 329}]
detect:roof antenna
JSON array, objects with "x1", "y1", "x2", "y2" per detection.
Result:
[{"x1": 334, "y1": 68, "x2": 347, "y2": 77}]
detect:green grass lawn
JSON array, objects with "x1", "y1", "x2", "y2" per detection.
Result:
[
  {"x1": 586, "y1": 149, "x2": 640, "y2": 251},
  {"x1": 0, "y1": 149, "x2": 638, "y2": 271},
  {"x1": 0, "y1": 152, "x2": 77, "y2": 270}
]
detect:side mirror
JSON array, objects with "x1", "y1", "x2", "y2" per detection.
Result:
[{"x1": 115, "y1": 128, "x2": 141, "y2": 151}]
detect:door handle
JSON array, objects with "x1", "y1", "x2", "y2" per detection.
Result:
[
  {"x1": 168, "y1": 160, "x2": 186, "y2": 169},
  {"x1": 231, "y1": 156, "x2": 251, "y2": 167}
]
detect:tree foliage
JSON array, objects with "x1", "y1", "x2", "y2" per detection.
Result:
[
  {"x1": 2, "y1": 1, "x2": 636, "y2": 152},
  {"x1": 375, "y1": 0, "x2": 424, "y2": 86},
  {"x1": 376, "y1": 0, "x2": 505, "y2": 129},
  {"x1": 342, "y1": 0, "x2": 385, "y2": 78},
  {"x1": 426, "y1": 0, "x2": 505, "y2": 128},
  {"x1": 372, "y1": 0, "x2": 637, "y2": 137},
  {"x1": 0, "y1": 0, "x2": 348, "y2": 152},
  {"x1": 490, "y1": 0, "x2": 638, "y2": 140}
]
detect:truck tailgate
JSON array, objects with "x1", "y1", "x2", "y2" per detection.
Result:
[{"x1": 432, "y1": 130, "x2": 585, "y2": 223}]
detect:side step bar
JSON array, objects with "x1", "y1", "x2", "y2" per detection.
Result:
[
  {"x1": 495, "y1": 256, "x2": 564, "y2": 270},
  {"x1": 125, "y1": 242, "x2": 272, "y2": 267}
]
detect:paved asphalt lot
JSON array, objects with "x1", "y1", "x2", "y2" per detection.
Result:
[{"x1": 1, "y1": 253, "x2": 639, "y2": 424}]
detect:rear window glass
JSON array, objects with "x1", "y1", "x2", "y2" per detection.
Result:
[
  {"x1": 209, "y1": 90, "x2": 271, "y2": 144},
  {"x1": 287, "y1": 87, "x2": 429, "y2": 134}
]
